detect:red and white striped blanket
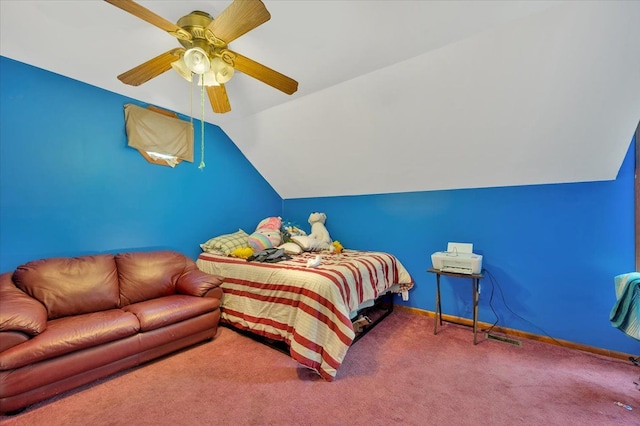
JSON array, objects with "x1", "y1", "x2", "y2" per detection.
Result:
[{"x1": 196, "y1": 250, "x2": 413, "y2": 380}]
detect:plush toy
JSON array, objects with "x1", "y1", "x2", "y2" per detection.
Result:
[
  {"x1": 286, "y1": 225, "x2": 306, "y2": 237},
  {"x1": 306, "y1": 254, "x2": 322, "y2": 268},
  {"x1": 332, "y1": 240, "x2": 344, "y2": 254},
  {"x1": 230, "y1": 246, "x2": 254, "y2": 259},
  {"x1": 281, "y1": 219, "x2": 307, "y2": 242},
  {"x1": 308, "y1": 212, "x2": 332, "y2": 246},
  {"x1": 256, "y1": 216, "x2": 282, "y2": 232},
  {"x1": 248, "y1": 216, "x2": 283, "y2": 252}
]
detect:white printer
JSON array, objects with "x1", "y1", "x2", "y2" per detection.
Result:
[{"x1": 431, "y1": 242, "x2": 483, "y2": 275}]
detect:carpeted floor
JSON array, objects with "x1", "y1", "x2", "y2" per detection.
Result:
[{"x1": 1, "y1": 310, "x2": 638, "y2": 425}]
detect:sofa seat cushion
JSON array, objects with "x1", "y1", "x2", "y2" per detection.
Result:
[
  {"x1": 122, "y1": 295, "x2": 220, "y2": 332},
  {"x1": 0, "y1": 309, "x2": 140, "y2": 370}
]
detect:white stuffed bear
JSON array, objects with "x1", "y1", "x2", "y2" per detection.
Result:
[{"x1": 308, "y1": 212, "x2": 332, "y2": 246}]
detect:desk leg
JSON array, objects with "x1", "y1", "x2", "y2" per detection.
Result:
[
  {"x1": 437, "y1": 275, "x2": 443, "y2": 326},
  {"x1": 472, "y1": 278, "x2": 479, "y2": 345},
  {"x1": 434, "y1": 274, "x2": 441, "y2": 335}
]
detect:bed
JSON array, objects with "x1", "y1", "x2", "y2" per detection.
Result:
[{"x1": 196, "y1": 249, "x2": 413, "y2": 381}]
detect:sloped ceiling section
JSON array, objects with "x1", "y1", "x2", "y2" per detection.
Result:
[
  {"x1": 1, "y1": 1, "x2": 639, "y2": 199},
  {"x1": 223, "y1": 1, "x2": 640, "y2": 198}
]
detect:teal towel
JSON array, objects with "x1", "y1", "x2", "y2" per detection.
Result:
[{"x1": 610, "y1": 272, "x2": 640, "y2": 340}]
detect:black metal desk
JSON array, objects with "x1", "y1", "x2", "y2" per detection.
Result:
[{"x1": 428, "y1": 268, "x2": 483, "y2": 344}]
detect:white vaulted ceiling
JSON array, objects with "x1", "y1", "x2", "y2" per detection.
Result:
[{"x1": 1, "y1": 1, "x2": 639, "y2": 198}]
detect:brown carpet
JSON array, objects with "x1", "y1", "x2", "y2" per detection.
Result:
[{"x1": 1, "y1": 311, "x2": 638, "y2": 425}]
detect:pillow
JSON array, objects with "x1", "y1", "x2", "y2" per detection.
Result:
[
  {"x1": 290, "y1": 235, "x2": 328, "y2": 252},
  {"x1": 278, "y1": 242, "x2": 303, "y2": 255},
  {"x1": 200, "y1": 229, "x2": 250, "y2": 255}
]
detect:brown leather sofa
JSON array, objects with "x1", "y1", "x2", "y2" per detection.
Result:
[{"x1": 0, "y1": 250, "x2": 224, "y2": 414}]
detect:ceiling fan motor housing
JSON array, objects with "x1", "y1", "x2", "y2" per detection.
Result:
[{"x1": 177, "y1": 11, "x2": 227, "y2": 52}]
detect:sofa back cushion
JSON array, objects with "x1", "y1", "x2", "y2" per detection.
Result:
[
  {"x1": 116, "y1": 251, "x2": 187, "y2": 305},
  {"x1": 13, "y1": 254, "x2": 120, "y2": 320}
]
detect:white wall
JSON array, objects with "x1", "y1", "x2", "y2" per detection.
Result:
[{"x1": 224, "y1": 2, "x2": 640, "y2": 199}]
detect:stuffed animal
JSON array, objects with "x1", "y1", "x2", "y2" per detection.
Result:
[
  {"x1": 281, "y1": 219, "x2": 307, "y2": 242},
  {"x1": 306, "y1": 254, "x2": 322, "y2": 268},
  {"x1": 256, "y1": 216, "x2": 282, "y2": 232},
  {"x1": 332, "y1": 240, "x2": 344, "y2": 254},
  {"x1": 308, "y1": 212, "x2": 332, "y2": 246},
  {"x1": 230, "y1": 246, "x2": 254, "y2": 259},
  {"x1": 248, "y1": 216, "x2": 283, "y2": 252}
]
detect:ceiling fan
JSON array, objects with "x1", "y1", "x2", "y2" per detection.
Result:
[{"x1": 105, "y1": 0, "x2": 298, "y2": 114}]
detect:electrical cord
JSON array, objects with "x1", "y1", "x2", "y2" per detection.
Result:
[
  {"x1": 480, "y1": 269, "x2": 500, "y2": 334},
  {"x1": 482, "y1": 268, "x2": 568, "y2": 346},
  {"x1": 480, "y1": 268, "x2": 637, "y2": 366}
]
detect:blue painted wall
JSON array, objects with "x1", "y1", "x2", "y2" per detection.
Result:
[
  {"x1": 283, "y1": 139, "x2": 637, "y2": 355},
  {"x1": 1, "y1": 56, "x2": 637, "y2": 356},
  {"x1": 0, "y1": 56, "x2": 281, "y2": 272}
]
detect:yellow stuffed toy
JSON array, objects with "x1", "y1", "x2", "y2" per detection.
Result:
[
  {"x1": 332, "y1": 240, "x2": 344, "y2": 254},
  {"x1": 230, "y1": 247, "x2": 254, "y2": 259}
]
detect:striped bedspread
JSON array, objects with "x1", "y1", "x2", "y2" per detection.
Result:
[{"x1": 196, "y1": 250, "x2": 413, "y2": 381}]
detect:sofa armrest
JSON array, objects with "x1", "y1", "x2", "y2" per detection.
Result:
[
  {"x1": 204, "y1": 286, "x2": 223, "y2": 300},
  {"x1": 0, "y1": 272, "x2": 48, "y2": 335},
  {"x1": 176, "y1": 268, "x2": 224, "y2": 297},
  {"x1": 0, "y1": 330, "x2": 30, "y2": 352}
]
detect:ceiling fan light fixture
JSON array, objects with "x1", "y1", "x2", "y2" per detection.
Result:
[
  {"x1": 198, "y1": 70, "x2": 220, "y2": 87},
  {"x1": 183, "y1": 46, "x2": 211, "y2": 75},
  {"x1": 171, "y1": 58, "x2": 193, "y2": 82},
  {"x1": 211, "y1": 56, "x2": 235, "y2": 84}
]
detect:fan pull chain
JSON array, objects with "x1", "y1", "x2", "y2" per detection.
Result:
[
  {"x1": 189, "y1": 75, "x2": 194, "y2": 130},
  {"x1": 198, "y1": 80, "x2": 206, "y2": 170}
]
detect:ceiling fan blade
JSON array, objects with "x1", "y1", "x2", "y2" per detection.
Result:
[
  {"x1": 104, "y1": 0, "x2": 191, "y2": 40},
  {"x1": 206, "y1": 85, "x2": 232, "y2": 114},
  {"x1": 206, "y1": 0, "x2": 271, "y2": 44},
  {"x1": 224, "y1": 50, "x2": 298, "y2": 95},
  {"x1": 118, "y1": 48, "x2": 184, "y2": 86}
]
